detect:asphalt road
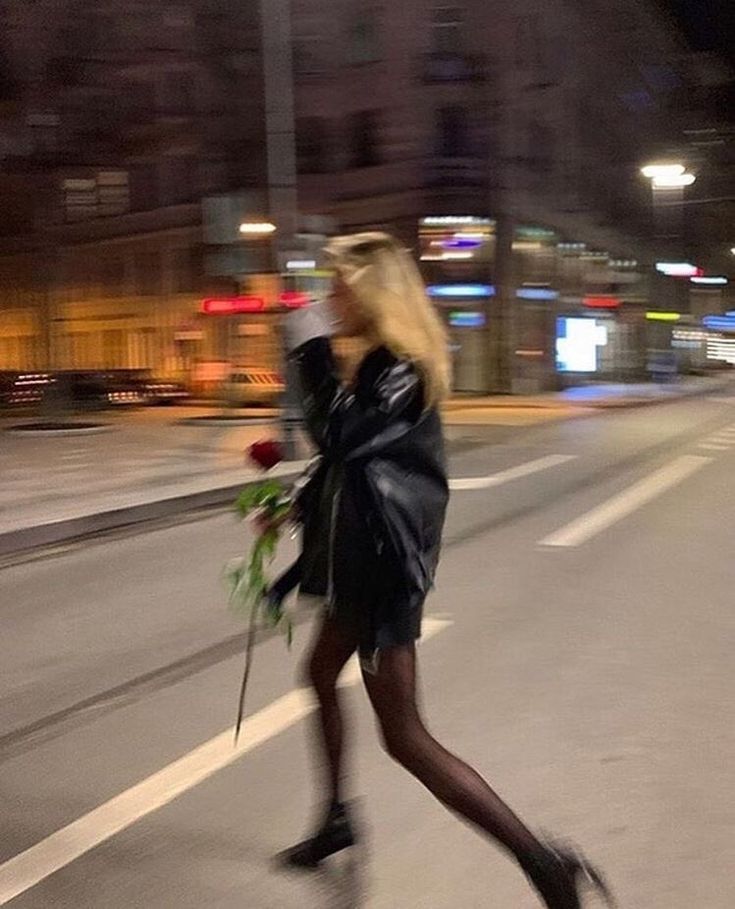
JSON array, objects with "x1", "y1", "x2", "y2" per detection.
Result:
[{"x1": 2, "y1": 394, "x2": 735, "y2": 907}]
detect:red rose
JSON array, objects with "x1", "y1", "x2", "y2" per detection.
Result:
[{"x1": 248, "y1": 439, "x2": 283, "y2": 471}]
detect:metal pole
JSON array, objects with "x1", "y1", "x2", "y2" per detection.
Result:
[{"x1": 259, "y1": 0, "x2": 302, "y2": 461}]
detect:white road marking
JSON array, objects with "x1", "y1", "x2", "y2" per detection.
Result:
[
  {"x1": 449, "y1": 454, "x2": 576, "y2": 491},
  {"x1": 698, "y1": 443, "x2": 731, "y2": 451},
  {"x1": 0, "y1": 618, "x2": 452, "y2": 905},
  {"x1": 539, "y1": 455, "x2": 712, "y2": 548},
  {"x1": 707, "y1": 396, "x2": 735, "y2": 403}
]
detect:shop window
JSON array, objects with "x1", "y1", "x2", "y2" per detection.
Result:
[
  {"x1": 102, "y1": 330, "x2": 125, "y2": 368},
  {"x1": 348, "y1": 110, "x2": 381, "y2": 168}
]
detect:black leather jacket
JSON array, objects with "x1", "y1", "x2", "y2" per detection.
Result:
[{"x1": 290, "y1": 337, "x2": 449, "y2": 611}]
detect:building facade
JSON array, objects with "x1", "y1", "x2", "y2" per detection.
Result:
[{"x1": 0, "y1": 0, "x2": 731, "y2": 390}]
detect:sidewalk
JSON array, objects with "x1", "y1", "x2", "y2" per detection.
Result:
[
  {"x1": 1, "y1": 376, "x2": 731, "y2": 557},
  {"x1": 445, "y1": 374, "x2": 731, "y2": 413}
]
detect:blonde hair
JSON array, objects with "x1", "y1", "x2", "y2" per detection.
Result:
[{"x1": 324, "y1": 232, "x2": 451, "y2": 407}]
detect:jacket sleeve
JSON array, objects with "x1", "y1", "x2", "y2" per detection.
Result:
[{"x1": 290, "y1": 337, "x2": 422, "y2": 458}]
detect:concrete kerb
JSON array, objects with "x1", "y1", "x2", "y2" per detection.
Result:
[
  {"x1": 444, "y1": 378, "x2": 732, "y2": 413},
  {"x1": 1, "y1": 377, "x2": 730, "y2": 560},
  {"x1": 0, "y1": 469, "x2": 303, "y2": 560},
  {"x1": 4, "y1": 423, "x2": 114, "y2": 437}
]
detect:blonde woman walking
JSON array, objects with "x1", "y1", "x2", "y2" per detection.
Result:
[{"x1": 275, "y1": 233, "x2": 612, "y2": 909}]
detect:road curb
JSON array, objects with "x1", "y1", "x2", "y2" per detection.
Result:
[
  {"x1": 444, "y1": 378, "x2": 731, "y2": 414},
  {"x1": 4, "y1": 423, "x2": 114, "y2": 437},
  {"x1": 1, "y1": 379, "x2": 730, "y2": 560},
  {"x1": 0, "y1": 471, "x2": 302, "y2": 559}
]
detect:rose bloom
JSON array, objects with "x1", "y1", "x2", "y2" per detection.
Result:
[{"x1": 248, "y1": 440, "x2": 283, "y2": 470}]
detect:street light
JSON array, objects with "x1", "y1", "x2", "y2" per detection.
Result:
[
  {"x1": 641, "y1": 163, "x2": 696, "y2": 189},
  {"x1": 239, "y1": 221, "x2": 277, "y2": 235},
  {"x1": 641, "y1": 163, "x2": 685, "y2": 179},
  {"x1": 651, "y1": 172, "x2": 696, "y2": 189}
]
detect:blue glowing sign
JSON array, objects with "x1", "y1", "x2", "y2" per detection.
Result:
[
  {"x1": 516, "y1": 288, "x2": 560, "y2": 301},
  {"x1": 449, "y1": 311, "x2": 486, "y2": 328},
  {"x1": 428, "y1": 284, "x2": 495, "y2": 298},
  {"x1": 556, "y1": 317, "x2": 608, "y2": 373},
  {"x1": 703, "y1": 315, "x2": 735, "y2": 333}
]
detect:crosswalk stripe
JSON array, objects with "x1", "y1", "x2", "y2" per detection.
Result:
[
  {"x1": 0, "y1": 618, "x2": 452, "y2": 905},
  {"x1": 450, "y1": 454, "x2": 576, "y2": 491},
  {"x1": 539, "y1": 455, "x2": 712, "y2": 548}
]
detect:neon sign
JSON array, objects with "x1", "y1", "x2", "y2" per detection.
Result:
[
  {"x1": 428, "y1": 284, "x2": 495, "y2": 298},
  {"x1": 201, "y1": 297, "x2": 265, "y2": 315},
  {"x1": 449, "y1": 311, "x2": 486, "y2": 328}
]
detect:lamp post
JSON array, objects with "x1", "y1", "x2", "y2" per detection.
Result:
[
  {"x1": 238, "y1": 219, "x2": 302, "y2": 461},
  {"x1": 641, "y1": 162, "x2": 696, "y2": 246}
]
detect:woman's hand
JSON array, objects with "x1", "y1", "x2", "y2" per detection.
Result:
[{"x1": 252, "y1": 505, "x2": 294, "y2": 537}]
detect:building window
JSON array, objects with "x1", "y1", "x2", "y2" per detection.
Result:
[
  {"x1": 293, "y1": 37, "x2": 327, "y2": 76},
  {"x1": 162, "y1": 4, "x2": 194, "y2": 30},
  {"x1": 515, "y1": 14, "x2": 542, "y2": 68},
  {"x1": 348, "y1": 110, "x2": 381, "y2": 168},
  {"x1": 171, "y1": 247, "x2": 201, "y2": 294},
  {"x1": 347, "y1": 8, "x2": 381, "y2": 64},
  {"x1": 296, "y1": 118, "x2": 329, "y2": 174},
  {"x1": 527, "y1": 120, "x2": 554, "y2": 174},
  {"x1": 62, "y1": 171, "x2": 130, "y2": 222},
  {"x1": 98, "y1": 257, "x2": 127, "y2": 298},
  {"x1": 160, "y1": 158, "x2": 199, "y2": 205},
  {"x1": 97, "y1": 171, "x2": 130, "y2": 216},
  {"x1": 135, "y1": 250, "x2": 161, "y2": 296},
  {"x1": 431, "y1": 6, "x2": 464, "y2": 55},
  {"x1": 161, "y1": 71, "x2": 196, "y2": 114},
  {"x1": 437, "y1": 106, "x2": 470, "y2": 157},
  {"x1": 62, "y1": 178, "x2": 98, "y2": 222}
]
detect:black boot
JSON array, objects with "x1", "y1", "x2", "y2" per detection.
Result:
[
  {"x1": 278, "y1": 802, "x2": 357, "y2": 869},
  {"x1": 521, "y1": 841, "x2": 615, "y2": 909}
]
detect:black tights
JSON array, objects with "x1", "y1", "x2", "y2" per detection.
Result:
[{"x1": 304, "y1": 618, "x2": 543, "y2": 866}]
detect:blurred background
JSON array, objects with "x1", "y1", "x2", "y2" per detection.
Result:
[
  {"x1": 0, "y1": 0, "x2": 733, "y2": 410},
  {"x1": 3, "y1": 6, "x2": 735, "y2": 908}
]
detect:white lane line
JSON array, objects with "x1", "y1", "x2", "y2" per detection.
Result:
[
  {"x1": 698, "y1": 443, "x2": 731, "y2": 451},
  {"x1": 449, "y1": 454, "x2": 576, "y2": 491},
  {"x1": 0, "y1": 618, "x2": 452, "y2": 905},
  {"x1": 539, "y1": 455, "x2": 712, "y2": 549}
]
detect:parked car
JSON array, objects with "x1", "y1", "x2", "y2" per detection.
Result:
[
  {"x1": 0, "y1": 371, "x2": 20, "y2": 406},
  {"x1": 5, "y1": 371, "x2": 133, "y2": 410},
  {"x1": 5, "y1": 372, "x2": 56, "y2": 406},
  {"x1": 139, "y1": 378, "x2": 191, "y2": 406},
  {"x1": 224, "y1": 368, "x2": 284, "y2": 406}
]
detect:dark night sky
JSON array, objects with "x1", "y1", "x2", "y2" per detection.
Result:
[{"x1": 663, "y1": 0, "x2": 735, "y2": 60}]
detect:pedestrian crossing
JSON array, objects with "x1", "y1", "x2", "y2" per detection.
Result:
[{"x1": 697, "y1": 423, "x2": 735, "y2": 453}]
